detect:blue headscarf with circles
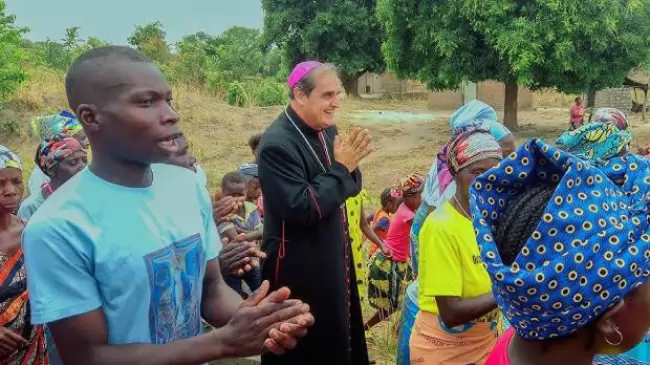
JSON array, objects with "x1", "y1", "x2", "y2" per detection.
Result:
[{"x1": 471, "y1": 138, "x2": 650, "y2": 340}]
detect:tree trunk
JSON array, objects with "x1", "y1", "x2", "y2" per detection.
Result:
[
  {"x1": 342, "y1": 73, "x2": 361, "y2": 98},
  {"x1": 641, "y1": 90, "x2": 648, "y2": 123},
  {"x1": 587, "y1": 89, "x2": 596, "y2": 108},
  {"x1": 503, "y1": 81, "x2": 519, "y2": 130}
]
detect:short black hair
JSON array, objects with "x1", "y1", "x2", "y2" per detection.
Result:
[
  {"x1": 380, "y1": 188, "x2": 394, "y2": 208},
  {"x1": 248, "y1": 133, "x2": 262, "y2": 151},
  {"x1": 221, "y1": 171, "x2": 246, "y2": 188},
  {"x1": 493, "y1": 184, "x2": 555, "y2": 265},
  {"x1": 65, "y1": 46, "x2": 153, "y2": 111}
]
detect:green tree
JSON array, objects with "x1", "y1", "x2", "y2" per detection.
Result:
[
  {"x1": 62, "y1": 26, "x2": 82, "y2": 50},
  {"x1": 127, "y1": 21, "x2": 170, "y2": 63},
  {"x1": 212, "y1": 26, "x2": 264, "y2": 82},
  {"x1": 33, "y1": 39, "x2": 69, "y2": 70},
  {"x1": 378, "y1": 0, "x2": 650, "y2": 129},
  {"x1": 0, "y1": 0, "x2": 28, "y2": 106},
  {"x1": 168, "y1": 33, "x2": 213, "y2": 85},
  {"x1": 262, "y1": 0, "x2": 385, "y2": 96}
]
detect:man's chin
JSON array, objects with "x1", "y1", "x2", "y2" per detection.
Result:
[{"x1": 149, "y1": 150, "x2": 176, "y2": 164}]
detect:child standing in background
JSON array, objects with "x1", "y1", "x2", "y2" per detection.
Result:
[
  {"x1": 368, "y1": 188, "x2": 398, "y2": 256},
  {"x1": 217, "y1": 171, "x2": 263, "y2": 298},
  {"x1": 238, "y1": 163, "x2": 264, "y2": 217},
  {"x1": 569, "y1": 96, "x2": 585, "y2": 130}
]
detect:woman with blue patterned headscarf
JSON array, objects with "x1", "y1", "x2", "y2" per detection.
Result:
[
  {"x1": 472, "y1": 139, "x2": 650, "y2": 365},
  {"x1": 26, "y1": 110, "x2": 88, "y2": 194}
]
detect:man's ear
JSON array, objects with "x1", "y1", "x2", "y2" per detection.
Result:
[
  {"x1": 293, "y1": 87, "x2": 308, "y2": 106},
  {"x1": 76, "y1": 104, "x2": 99, "y2": 133}
]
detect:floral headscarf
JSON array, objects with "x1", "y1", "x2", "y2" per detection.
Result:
[
  {"x1": 431, "y1": 101, "x2": 512, "y2": 201},
  {"x1": 37, "y1": 134, "x2": 85, "y2": 176},
  {"x1": 471, "y1": 139, "x2": 650, "y2": 340},
  {"x1": 556, "y1": 121, "x2": 632, "y2": 165},
  {"x1": 591, "y1": 107, "x2": 629, "y2": 130},
  {"x1": 390, "y1": 173, "x2": 424, "y2": 198},
  {"x1": 29, "y1": 110, "x2": 82, "y2": 140},
  {"x1": 447, "y1": 130, "x2": 502, "y2": 176},
  {"x1": 0, "y1": 145, "x2": 21, "y2": 170}
]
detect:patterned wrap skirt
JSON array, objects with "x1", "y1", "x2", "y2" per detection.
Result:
[{"x1": 367, "y1": 252, "x2": 413, "y2": 312}]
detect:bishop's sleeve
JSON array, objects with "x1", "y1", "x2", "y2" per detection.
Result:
[{"x1": 259, "y1": 142, "x2": 360, "y2": 226}]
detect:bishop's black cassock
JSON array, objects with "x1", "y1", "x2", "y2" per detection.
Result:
[{"x1": 257, "y1": 106, "x2": 370, "y2": 365}]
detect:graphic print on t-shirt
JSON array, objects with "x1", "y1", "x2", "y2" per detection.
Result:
[{"x1": 144, "y1": 234, "x2": 205, "y2": 344}]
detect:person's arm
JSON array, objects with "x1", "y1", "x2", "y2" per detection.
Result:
[
  {"x1": 435, "y1": 294, "x2": 497, "y2": 328},
  {"x1": 371, "y1": 216, "x2": 390, "y2": 234},
  {"x1": 359, "y1": 205, "x2": 387, "y2": 253},
  {"x1": 219, "y1": 223, "x2": 240, "y2": 242},
  {"x1": 418, "y1": 217, "x2": 496, "y2": 328},
  {"x1": 243, "y1": 227, "x2": 263, "y2": 241},
  {"x1": 201, "y1": 258, "x2": 244, "y2": 327},
  {"x1": 258, "y1": 143, "x2": 359, "y2": 225}
]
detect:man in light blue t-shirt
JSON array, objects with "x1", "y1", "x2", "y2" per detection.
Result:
[{"x1": 22, "y1": 46, "x2": 314, "y2": 365}]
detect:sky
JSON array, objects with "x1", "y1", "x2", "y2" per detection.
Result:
[{"x1": 6, "y1": 0, "x2": 264, "y2": 44}]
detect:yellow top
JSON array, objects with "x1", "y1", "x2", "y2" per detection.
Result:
[{"x1": 418, "y1": 201, "x2": 494, "y2": 315}]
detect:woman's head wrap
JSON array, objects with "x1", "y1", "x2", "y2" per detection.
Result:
[
  {"x1": 390, "y1": 173, "x2": 424, "y2": 199},
  {"x1": 432, "y1": 101, "x2": 512, "y2": 200},
  {"x1": 471, "y1": 139, "x2": 650, "y2": 340},
  {"x1": 0, "y1": 145, "x2": 21, "y2": 170},
  {"x1": 556, "y1": 121, "x2": 632, "y2": 165},
  {"x1": 38, "y1": 134, "x2": 85, "y2": 176},
  {"x1": 449, "y1": 100, "x2": 512, "y2": 141},
  {"x1": 29, "y1": 110, "x2": 82, "y2": 140},
  {"x1": 237, "y1": 163, "x2": 259, "y2": 181},
  {"x1": 447, "y1": 130, "x2": 502, "y2": 176},
  {"x1": 591, "y1": 107, "x2": 629, "y2": 130}
]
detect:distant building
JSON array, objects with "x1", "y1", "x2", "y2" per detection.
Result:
[
  {"x1": 427, "y1": 81, "x2": 534, "y2": 110},
  {"x1": 357, "y1": 72, "x2": 534, "y2": 110},
  {"x1": 357, "y1": 72, "x2": 427, "y2": 95}
]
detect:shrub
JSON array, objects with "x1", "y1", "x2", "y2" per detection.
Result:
[
  {"x1": 253, "y1": 80, "x2": 286, "y2": 107},
  {"x1": 225, "y1": 82, "x2": 249, "y2": 107},
  {"x1": 206, "y1": 71, "x2": 227, "y2": 95},
  {"x1": 0, "y1": 116, "x2": 21, "y2": 136}
]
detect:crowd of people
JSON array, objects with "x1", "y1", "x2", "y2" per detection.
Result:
[{"x1": 1, "y1": 44, "x2": 650, "y2": 365}]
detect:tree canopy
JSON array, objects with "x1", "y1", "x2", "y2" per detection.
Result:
[
  {"x1": 262, "y1": 0, "x2": 385, "y2": 95},
  {"x1": 378, "y1": 0, "x2": 650, "y2": 128},
  {"x1": 0, "y1": 0, "x2": 27, "y2": 105}
]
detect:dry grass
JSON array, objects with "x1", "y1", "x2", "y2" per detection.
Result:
[{"x1": 533, "y1": 88, "x2": 578, "y2": 108}]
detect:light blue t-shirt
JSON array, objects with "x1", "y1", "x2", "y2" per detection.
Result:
[
  {"x1": 27, "y1": 166, "x2": 50, "y2": 195},
  {"x1": 195, "y1": 164, "x2": 208, "y2": 187},
  {"x1": 17, "y1": 189, "x2": 46, "y2": 221},
  {"x1": 22, "y1": 163, "x2": 221, "y2": 345}
]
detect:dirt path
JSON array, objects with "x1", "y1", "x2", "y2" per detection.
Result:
[{"x1": 344, "y1": 106, "x2": 650, "y2": 197}]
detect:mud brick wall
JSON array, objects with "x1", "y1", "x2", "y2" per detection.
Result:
[
  {"x1": 594, "y1": 87, "x2": 632, "y2": 112},
  {"x1": 476, "y1": 81, "x2": 534, "y2": 109},
  {"x1": 427, "y1": 89, "x2": 464, "y2": 109}
]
